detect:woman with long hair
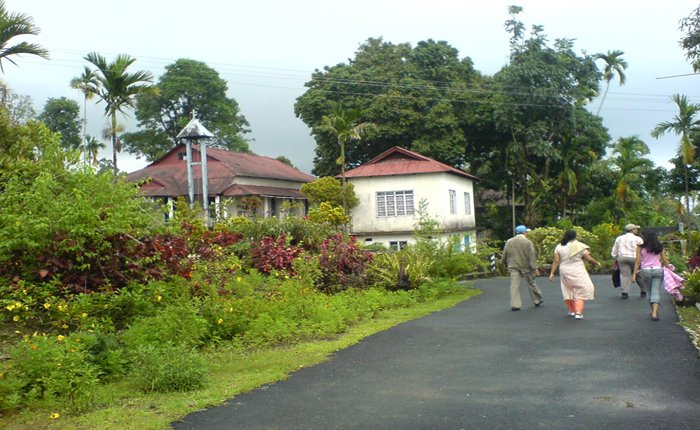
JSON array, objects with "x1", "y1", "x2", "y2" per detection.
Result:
[
  {"x1": 549, "y1": 230, "x2": 601, "y2": 320},
  {"x1": 633, "y1": 229, "x2": 668, "y2": 321}
]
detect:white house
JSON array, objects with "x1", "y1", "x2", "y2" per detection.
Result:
[{"x1": 344, "y1": 146, "x2": 478, "y2": 251}]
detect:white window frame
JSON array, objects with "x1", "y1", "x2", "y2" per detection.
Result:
[
  {"x1": 376, "y1": 190, "x2": 415, "y2": 217},
  {"x1": 449, "y1": 189, "x2": 457, "y2": 214},
  {"x1": 464, "y1": 191, "x2": 472, "y2": 215}
]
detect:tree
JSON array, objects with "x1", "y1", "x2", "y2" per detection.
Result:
[
  {"x1": 122, "y1": 58, "x2": 250, "y2": 161},
  {"x1": 593, "y1": 50, "x2": 627, "y2": 116},
  {"x1": 609, "y1": 136, "x2": 653, "y2": 219},
  {"x1": 493, "y1": 6, "x2": 603, "y2": 225},
  {"x1": 300, "y1": 176, "x2": 359, "y2": 210},
  {"x1": 319, "y1": 105, "x2": 371, "y2": 215},
  {"x1": 80, "y1": 52, "x2": 154, "y2": 174},
  {"x1": 0, "y1": 0, "x2": 48, "y2": 72},
  {"x1": 82, "y1": 135, "x2": 105, "y2": 165},
  {"x1": 38, "y1": 97, "x2": 82, "y2": 150},
  {"x1": 651, "y1": 93, "x2": 700, "y2": 214},
  {"x1": 680, "y1": 5, "x2": 700, "y2": 72},
  {"x1": 295, "y1": 37, "x2": 486, "y2": 178},
  {"x1": 69, "y1": 66, "x2": 98, "y2": 145}
]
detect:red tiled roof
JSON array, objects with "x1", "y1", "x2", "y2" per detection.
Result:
[
  {"x1": 126, "y1": 143, "x2": 315, "y2": 198},
  {"x1": 344, "y1": 146, "x2": 479, "y2": 180}
]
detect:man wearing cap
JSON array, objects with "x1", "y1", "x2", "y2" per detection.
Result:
[
  {"x1": 502, "y1": 225, "x2": 544, "y2": 311},
  {"x1": 611, "y1": 224, "x2": 644, "y2": 299}
]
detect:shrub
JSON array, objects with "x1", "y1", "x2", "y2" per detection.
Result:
[
  {"x1": 127, "y1": 344, "x2": 207, "y2": 393},
  {"x1": 0, "y1": 333, "x2": 99, "y2": 412},
  {"x1": 250, "y1": 235, "x2": 301, "y2": 275},
  {"x1": 317, "y1": 234, "x2": 373, "y2": 292},
  {"x1": 681, "y1": 268, "x2": 700, "y2": 306},
  {"x1": 120, "y1": 305, "x2": 208, "y2": 350}
]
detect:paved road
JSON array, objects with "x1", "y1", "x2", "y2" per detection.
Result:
[{"x1": 172, "y1": 275, "x2": 700, "y2": 430}]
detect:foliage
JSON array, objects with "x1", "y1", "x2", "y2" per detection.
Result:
[
  {"x1": 0, "y1": 333, "x2": 99, "y2": 412},
  {"x1": 680, "y1": 4, "x2": 700, "y2": 73},
  {"x1": 0, "y1": 132, "x2": 171, "y2": 291},
  {"x1": 294, "y1": 37, "x2": 485, "y2": 178},
  {"x1": 120, "y1": 305, "x2": 208, "y2": 350},
  {"x1": 38, "y1": 97, "x2": 82, "y2": 150},
  {"x1": 250, "y1": 235, "x2": 302, "y2": 275},
  {"x1": 78, "y1": 51, "x2": 154, "y2": 173},
  {"x1": 527, "y1": 225, "x2": 604, "y2": 271},
  {"x1": 317, "y1": 234, "x2": 373, "y2": 292},
  {"x1": 681, "y1": 269, "x2": 700, "y2": 306},
  {"x1": 122, "y1": 58, "x2": 251, "y2": 161},
  {"x1": 127, "y1": 344, "x2": 207, "y2": 393},
  {"x1": 301, "y1": 176, "x2": 359, "y2": 210},
  {"x1": 306, "y1": 202, "x2": 350, "y2": 227},
  {"x1": 0, "y1": 0, "x2": 49, "y2": 72}
]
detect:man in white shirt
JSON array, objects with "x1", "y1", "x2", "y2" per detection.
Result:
[{"x1": 611, "y1": 223, "x2": 643, "y2": 299}]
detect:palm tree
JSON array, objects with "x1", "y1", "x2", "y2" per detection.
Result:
[
  {"x1": 593, "y1": 50, "x2": 627, "y2": 116},
  {"x1": 82, "y1": 135, "x2": 105, "y2": 165},
  {"x1": 651, "y1": 94, "x2": 700, "y2": 214},
  {"x1": 320, "y1": 105, "x2": 371, "y2": 216},
  {"x1": 82, "y1": 52, "x2": 153, "y2": 174},
  {"x1": 69, "y1": 66, "x2": 98, "y2": 147},
  {"x1": 611, "y1": 136, "x2": 652, "y2": 219},
  {"x1": 0, "y1": 0, "x2": 48, "y2": 72}
]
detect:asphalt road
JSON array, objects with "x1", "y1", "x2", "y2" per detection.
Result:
[{"x1": 172, "y1": 275, "x2": 700, "y2": 430}]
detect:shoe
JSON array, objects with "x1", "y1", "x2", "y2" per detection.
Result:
[
  {"x1": 535, "y1": 301, "x2": 543, "y2": 307},
  {"x1": 651, "y1": 312, "x2": 659, "y2": 321},
  {"x1": 574, "y1": 313, "x2": 584, "y2": 320},
  {"x1": 641, "y1": 291, "x2": 647, "y2": 297},
  {"x1": 568, "y1": 312, "x2": 576, "y2": 317},
  {"x1": 511, "y1": 307, "x2": 520, "y2": 311},
  {"x1": 621, "y1": 292, "x2": 629, "y2": 299}
]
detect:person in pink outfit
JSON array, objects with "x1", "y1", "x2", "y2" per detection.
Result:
[
  {"x1": 632, "y1": 229, "x2": 668, "y2": 321},
  {"x1": 549, "y1": 230, "x2": 601, "y2": 320}
]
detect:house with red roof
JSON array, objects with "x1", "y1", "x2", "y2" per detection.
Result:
[
  {"x1": 126, "y1": 143, "x2": 316, "y2": 220},
  {"x1": 345, "y1": 146, "x2": 478, "y2": 251}
]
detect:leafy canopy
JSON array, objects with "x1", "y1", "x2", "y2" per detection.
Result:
[{"x1": 122, "y1": 58, "x2": 251, "y2": 161}]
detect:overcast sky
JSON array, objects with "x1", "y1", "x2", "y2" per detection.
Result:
[{"x1": 4, "y1": 0, "x2": 700, "y2": 174}]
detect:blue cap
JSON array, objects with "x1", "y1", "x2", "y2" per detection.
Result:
[{"x1": 515, "y1": 225, "x2": 528, "y2": 234}]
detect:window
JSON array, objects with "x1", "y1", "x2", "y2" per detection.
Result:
[
  {"x1": 464, "y1": 192, "x2": 472, "y2": 215},
  {"x1": 376, "y1": 191, "x2": 414, "y2": 217},
  {"x1": 449, "y1": 190, "x2": 456, "y2": 214},
  {"x1": 389, "y1": 241, "x2": 408, "y2": 251},
  {"x1": 178, "y1": 151, "x2": 187, "y2": 160}
]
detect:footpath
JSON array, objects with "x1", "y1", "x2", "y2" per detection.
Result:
[{"x1": 173, "y1": 274, "x2": 700, "y2": 430}]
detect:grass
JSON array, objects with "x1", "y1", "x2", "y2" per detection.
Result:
[
  {"x1": 0, "y1": 288, "x2": 479, "y2": 430},
  {"x1": 676, "y1": 303, "x2": 700, "y2": 353}
]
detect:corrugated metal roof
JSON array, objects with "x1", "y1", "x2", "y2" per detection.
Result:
[
  {"x1": 126, "y1": 143, "x2": 315, "y2": 198},
  {"x1": 344, "y1": 146, "x2": 479, "y2": 180}
]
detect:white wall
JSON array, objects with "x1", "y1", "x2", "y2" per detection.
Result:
[{"x1": 348, "y1": 172, "x2": 476, "y2": 235}]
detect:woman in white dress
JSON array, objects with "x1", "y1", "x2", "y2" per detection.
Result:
[{"x1": 549, "y1": 230, "x2": 601, "y2": 320}]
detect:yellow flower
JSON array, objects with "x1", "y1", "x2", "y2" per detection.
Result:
[
  {"x1": 12, "y1": 315, "x2": 19, "y2": 322},
  {"x1": 57, "y1": 335, "x2": 65, "y2": 342},
  {"x1": 43, "y1": 303, "x2": 51, "y2": 309},
  {"x1": 49, "y1": 412, "x2": 60, "y2": 419},
  {"x1": 217, "y1": 318, "x2": 223, "y2": 325},
  {"x1": 236, "y1": 277, "x2": 242, "y2": 282},
  {"x1": 5, "y1": 304, "x2": 15, "y2": 311},
  {"x1": 156, "y1": 295, "x2": 162, "y2": 302},
  {"x1": 81, "y1": 313, "x2": 87, "y2": 318},
  {"x1": 62, "y1": 324, "x2": 68, "y2": 329},
  {"x1": 0, "y1": 372, "x2": 4, "y2": 380},
  {"x1": 57, "y1": 304, "x2": 67, "y2": 312},
  {"x1": 75, "y1": 338, "x2": 81, "y2": 343}
]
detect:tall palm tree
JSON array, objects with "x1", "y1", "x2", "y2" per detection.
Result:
[
  {"x1": 82, "y1": 52, "x2": 153, "y2": 174},
  {"x1": 69, "y1": 66, "x2": 98, "y2": 148},
  {"x1": 320, "y1": 105, "x2": 371, "y2": 216},
  {"x1": 0, "y1": 0, "x2": 48, "y2": 73},
  {"x1": 611, "y1": 136, "x2": 652, "y2": 220},
  {"x1": 651, "y1": 93, "x2": 700, "y2": 214},
  {"x1": 593, "y1": 50, "x2": 627, "y2": 116}
]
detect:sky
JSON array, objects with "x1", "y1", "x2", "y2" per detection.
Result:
[{"x1": 4, "y1": 0, "x2": 700, "y2": 175}]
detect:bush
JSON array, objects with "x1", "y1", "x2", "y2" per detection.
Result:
[
  {"x1": 681, "y1": 268, "x2": 700, "y2": 306},
  {"x1": 0, "y1": 333, "x2": 99, "y2": 412},
  {"x1": 127, "y1": 344, "x2": 207, "y2": 393},
  {"x1": 120, "y1": 305, "x2": 208, "y2": 350}
]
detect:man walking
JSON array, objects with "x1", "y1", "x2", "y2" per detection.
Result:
[
  {"x1": 611, "y1": 223, "x2": 643, "y2": 299},
  {"x1": 502, "y1": 225, "x2": 544, "y2": 311}
]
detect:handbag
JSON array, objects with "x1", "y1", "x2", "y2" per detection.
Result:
[{"x1": 612, "y1": 262, "x2": 621, "y2": 288}]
